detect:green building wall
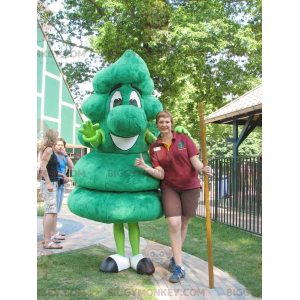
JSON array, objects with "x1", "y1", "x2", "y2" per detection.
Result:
[{"x1": 37, "y1": 21, "x2": 83, "y2": 146}]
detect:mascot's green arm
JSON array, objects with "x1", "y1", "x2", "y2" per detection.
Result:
[
  {"x1": 174, "y1": 126, "x2": 192, "y2": 138},
  {"x1": 174, "y1": 126, "x2": 199, "y2": 143},
  {"x1": 144, "y1": 126, "x2": 193, "y2": 146},
  {"x1": 144, "y1": 129, "x2": 157, "y2": 145},
  {"x1": 78, "y1": 120, "x2": 105, "y2": 148}
]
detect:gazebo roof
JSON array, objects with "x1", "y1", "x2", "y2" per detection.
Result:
[{"x1": 205, "y1": 84, "x2": 262, "y2": 125}]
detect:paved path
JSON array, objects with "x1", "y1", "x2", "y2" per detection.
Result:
[{"x1": 37, "y1": 195, "x2": 261, "y2": 300}]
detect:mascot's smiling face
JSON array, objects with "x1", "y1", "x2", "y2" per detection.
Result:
[
  {"x1": 107, "y1": 83, "x2": 147, "y2": 151},
  {"x1": 80, "y1": 50, "x2": 162, "y2": 154}
]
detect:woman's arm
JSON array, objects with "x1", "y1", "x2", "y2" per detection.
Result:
[
  {"x1": 58, "y1": 151, "x2": 70, "y2": 183},
  {"x1": 189, "y1": 155, "x2": 211, "y2": 176},
  {"x1": 57, "y1": 172, "x2": 69, "y2": 183},
  {"x1": 65, "y1": 156, "x2": 74, "y2": 170},
  {"x1": 40, "y1": 147, "x2": 54, "y2": 191},
  {"x1": 134, "y1": 153, "x2": 165, "y2": 180},
  {"x1": 61, "y1": 148, "x2": 74, "y2": 170}
]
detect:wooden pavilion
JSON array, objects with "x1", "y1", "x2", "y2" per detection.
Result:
[{"x1": 204, "y1": 84, "x2": 262, "y2": 157}]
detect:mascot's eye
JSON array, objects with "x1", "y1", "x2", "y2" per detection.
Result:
[
  {"x1": 110, "y1": 91, "x2": 123, "y2": 110},
  {"x1": 129, "y1": 91, "x2": 141, "y2": 108}
]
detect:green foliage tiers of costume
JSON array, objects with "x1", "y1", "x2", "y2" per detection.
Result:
[
  {"x1": 68, "y1": 50, "x2": 163, "y2": 224},
  {"x1": 68, "y1": 50, "x2": 163, "y2": 274}
]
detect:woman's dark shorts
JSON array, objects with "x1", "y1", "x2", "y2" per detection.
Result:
[{"x1": 161, "y1": 187, "x2": 200, "y2": 218}]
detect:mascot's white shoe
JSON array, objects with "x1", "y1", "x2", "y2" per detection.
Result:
[
  {"x1": 99, "y1": 254, "x2": 130, "y2": 273},
  {"x1": 130, "y1": 254, "x2": 155, "y2": 275}
]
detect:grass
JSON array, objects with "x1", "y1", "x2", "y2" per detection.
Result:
[
  {"x1": 37, "y1": 245, "x2": 157, "y2": 300},
  {"x1": 127, "y1": 217, "x2": 262, "y2": 298},
  {"x1": 37, "y1": 205, "x2": 261, "y2": 298},
  {"x1": 37, "y1": 203, "x2": 44, "y2": 216}
]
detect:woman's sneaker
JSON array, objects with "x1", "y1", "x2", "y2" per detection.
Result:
[
  {"x1": 169, "y1": 257, "x2": 176, "y2": 272},
  {"x1": 169, "y1": 265, "x2": 186, "y2": 283}
]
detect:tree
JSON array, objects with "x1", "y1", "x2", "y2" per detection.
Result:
[
  {"x1": 206, "y1": 125, "x2": 262, "y2": 158},
  {"x1": 37, "y1": 0, "x2": 262, "y2": 157}
]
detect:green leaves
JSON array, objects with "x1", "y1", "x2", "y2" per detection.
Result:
[{"x1": 38, "y1": 0, "x2": 262, "y2": 157}]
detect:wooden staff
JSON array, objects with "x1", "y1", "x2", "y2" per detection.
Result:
[{"x1": 198, "y1": 102, "x2": 214, "y2": 289}]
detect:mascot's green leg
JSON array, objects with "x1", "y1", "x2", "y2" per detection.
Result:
[
  {"x1": 128, "y1": 222, "x2": 140, "y2": 256},
  {"x1": 113, "y1": 223, "x2": 125, "y2": 256}
]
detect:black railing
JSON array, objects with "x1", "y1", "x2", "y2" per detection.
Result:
[{"x1": 197, "y1": 156, "x2": 262, "y2": 235}]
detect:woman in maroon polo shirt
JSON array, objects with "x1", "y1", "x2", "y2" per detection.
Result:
[{"x1": 134, "y1": 110, "x2": 211, "y2": 283}]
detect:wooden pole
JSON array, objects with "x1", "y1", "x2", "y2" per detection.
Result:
[{"x1": 198, "y1": 102, "x2": 214, "y2": 289}]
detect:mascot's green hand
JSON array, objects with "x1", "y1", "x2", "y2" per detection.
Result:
[
  {"x1": 79, "y1": 120, "x2": 105, "y2": 148},
  {"x1": 79, "y1": 120, "x2": 99, "y2": 137},
  {"x1": 174, "y1": 126, "x2": 192, "y2": 138}
]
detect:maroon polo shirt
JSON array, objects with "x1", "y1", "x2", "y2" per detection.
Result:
[{"x1": 150, "y1": 130, "x2": 201, "y2": 190}]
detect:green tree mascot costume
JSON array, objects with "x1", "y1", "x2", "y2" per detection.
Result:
[{"x1": 68, "y1": 50, "x2": 166, "y2": 275}]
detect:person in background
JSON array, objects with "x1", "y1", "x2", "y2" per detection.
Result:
[
  {"x1": 40, "y1": 129, "x2": 63, "y2": 249},
  {"x1": 53, "y1": 138, "x2": 74, "y2": 236},
  {"x1": 135, "y1": 110, "x2": 211, "y2": 283}
]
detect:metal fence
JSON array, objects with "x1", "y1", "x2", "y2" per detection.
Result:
[{"x1": 197, "y1": 156, "x2": 262, "y2": 235}]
